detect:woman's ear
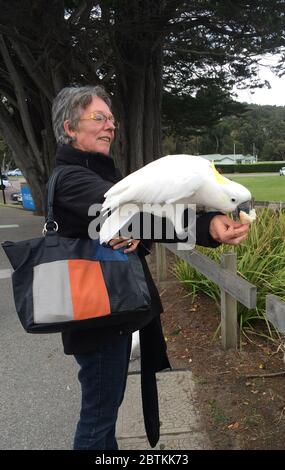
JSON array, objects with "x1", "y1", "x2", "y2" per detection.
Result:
[{"x1": 64, "y1": 120, "x2": 77, "y2": 140}]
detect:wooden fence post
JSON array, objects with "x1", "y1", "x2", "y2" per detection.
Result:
[
  {"x1": 220, "y1": 253, "x2": 238, "y2": 350},
  {"x1": 266, "y1": 294, "x2": 285, "y2": 334},
  {"x1": 156, "y1": 244, "x2": 167, "y2": 282}
]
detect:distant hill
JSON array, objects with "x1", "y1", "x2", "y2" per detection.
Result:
[{"x1": 163, "y1": 103, "x2": 285, "y2": 161}]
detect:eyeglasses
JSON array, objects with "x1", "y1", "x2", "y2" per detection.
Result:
[{"x1": 80, "y1": 112, "x2": 117, "y2": 127}]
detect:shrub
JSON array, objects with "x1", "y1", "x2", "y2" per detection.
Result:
[{"x1": 216, "y1": 163, "x2": 283, "y2": 173}]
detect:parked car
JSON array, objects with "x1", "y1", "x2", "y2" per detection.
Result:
[
  {"x1": 279, "y1": 167, "x2": 285, "y2": 176},
  {"x1": 0, "y1": 174, "x2": 11, "y2": 189},
  {"x1": 10, "y1": 192, "x2": 23, "y2": 204},
  {"x1": 7, "y1": 168, "x2": 23, "y2": 176}
]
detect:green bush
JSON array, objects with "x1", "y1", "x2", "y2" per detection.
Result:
[
  {"x1": 216, "y1": 163, "x2": 283, "y2": 173},
  {"x1": 173, "y1": 208, "x2": 285, "y2": 336}
]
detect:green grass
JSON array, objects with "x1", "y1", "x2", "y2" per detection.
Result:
[
  {"x1": 231, "y1": 175, "x2": 285, "y2": 202},
  {"x1": 7, "y1": 176, "x2": 23, "y2": 181},
  {"x1": 0, "y1": 202, "x2": 24, "y2": 209},
  {"x1": 208, "y1": 399, "x2": 228, "y2": 425}
]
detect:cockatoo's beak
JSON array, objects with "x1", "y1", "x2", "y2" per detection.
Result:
[{"x1": 236, "y1": 200, "x2": 252, "y2": 215}]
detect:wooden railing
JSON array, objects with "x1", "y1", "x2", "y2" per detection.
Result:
[
  {"x1": 155, "y1": 244, "x2": 257, "y2": 350},
  {"x1": 266, "y1": 294, "x2": 285, "y2": 335}
]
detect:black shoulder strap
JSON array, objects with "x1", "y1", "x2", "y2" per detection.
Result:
[
  {"x1": 45, "y1": 164, "x2": 91, "y2": 233},
  {"x1": 45, "y1": 165, "x2": 70, "y2": 230}
]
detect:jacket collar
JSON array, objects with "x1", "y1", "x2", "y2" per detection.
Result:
[{"x1": 55, "y1": 144, "x2": 121, "y2": 183}]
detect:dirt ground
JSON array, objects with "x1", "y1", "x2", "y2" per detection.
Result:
[{"x1": 149, "y1": 251, "x2": 285, "y2": 450}]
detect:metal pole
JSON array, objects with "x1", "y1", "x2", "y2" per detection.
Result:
[
  {"x1": 0, "y1": 167, "x2": 6, "y2": 204},
  {"x1": 252, "y1": 142, "x2": 255, "y2": 162}
]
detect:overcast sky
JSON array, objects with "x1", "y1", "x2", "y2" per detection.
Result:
[{"x1": 233, "y1": 54, "x2": 285, "y2": 107}]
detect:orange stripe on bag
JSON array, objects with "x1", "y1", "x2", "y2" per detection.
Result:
[{"x1": 68, "y1": 260, "x2": 111, "y2": 320}]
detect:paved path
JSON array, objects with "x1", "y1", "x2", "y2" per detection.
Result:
[{"x1": 0, "y1": 206, "x2": 212, "y2": 450}]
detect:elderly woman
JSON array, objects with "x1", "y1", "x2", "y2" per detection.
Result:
[{"x1": 50, "y1": 85, "x2": 249, "y2": 450}]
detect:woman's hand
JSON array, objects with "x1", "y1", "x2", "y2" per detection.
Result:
[
  {"x1": 209, "y1": 214, "x2": 250, "y2": 246},
  {"x1": 108, "y1": 236, "x2": 140, "y2": 253}
]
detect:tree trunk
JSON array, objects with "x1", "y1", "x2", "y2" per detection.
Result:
[
  {"x1": 175, "y1": 140, "x2": 185, "y2": 154},
  {"x1": 0, "y1": 103, "x2": 49, "y2": 214},
  {"x1": 0, "y1": 2, "x2": 67, "y2": 213},
  {"x1": 110, "y1": 1, "x2": 164, "y2": 175},
  {"x1": 114, "y1": 47, "x2": 163, "y2": 175},
  {"x1": 143, "y1": 49, "x2": 163, "y2": 165},
  {"x1": 214, "y1": 133, "x2": 220, "y2": 153}
]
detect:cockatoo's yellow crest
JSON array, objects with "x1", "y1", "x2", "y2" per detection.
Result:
[{"x1": 211, "y1": 161, "x2": 229, "y2": 185}]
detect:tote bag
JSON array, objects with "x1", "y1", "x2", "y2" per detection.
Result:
[{"x1": 2, "y1": 167, "x2": 151, "y2": 333}]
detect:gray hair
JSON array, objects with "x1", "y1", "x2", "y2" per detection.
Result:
[{"x1": 52, "y1": 85, "x2": 112, "y2": 145}]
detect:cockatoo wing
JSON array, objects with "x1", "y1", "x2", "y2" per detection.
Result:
[{"x1": 99, "y1": 204, "x2": 141, "y2": 244}]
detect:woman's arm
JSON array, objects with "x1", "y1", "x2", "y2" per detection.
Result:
[{"x1": 53, "y1": 167, "x2": 113, "y2": 238}]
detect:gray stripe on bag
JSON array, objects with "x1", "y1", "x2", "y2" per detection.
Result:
[{"x1": 33, "y1": 260, "x2": 74, "y2": 323}]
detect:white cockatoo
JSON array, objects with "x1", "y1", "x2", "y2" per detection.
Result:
[{"x1": 99, "y1": 154, "x2": 255, "y2": 244}]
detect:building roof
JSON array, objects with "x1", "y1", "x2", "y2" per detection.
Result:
[{"x1": 200, "y1": 154, "x2": 254, "y2": 162}]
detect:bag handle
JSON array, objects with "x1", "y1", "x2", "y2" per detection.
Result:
[{"x1": 43, "y1": 166, "x2": 68, "y2": 235}]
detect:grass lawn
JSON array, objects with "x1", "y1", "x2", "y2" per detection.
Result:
[
  {"x1": 230, "y1": 175, "x2": 285, "y2": 202},
  {"x1": 8, "y1": 176, "x2": 23, "y2": 181}
]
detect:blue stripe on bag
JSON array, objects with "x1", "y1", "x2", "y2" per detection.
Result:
[{"x1": 91, "y1": 240, "x2": 128, "y2": 261}]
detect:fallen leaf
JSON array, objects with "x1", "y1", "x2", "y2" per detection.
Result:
[{"x1": 228, "y1": 422, "x2": 240, "y2": 430}]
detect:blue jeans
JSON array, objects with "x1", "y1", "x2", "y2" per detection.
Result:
[{"x1": 73, "y1": 334, "x2": 132, "y2": 450}]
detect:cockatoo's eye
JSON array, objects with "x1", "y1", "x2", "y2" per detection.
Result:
[{"x1": 231, "y1": 198, "x2": 236, "y2": 202}]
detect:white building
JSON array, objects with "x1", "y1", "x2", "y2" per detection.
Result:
[{"x1": 200, "y1": 154, "x2": 256, "y2": 164}]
